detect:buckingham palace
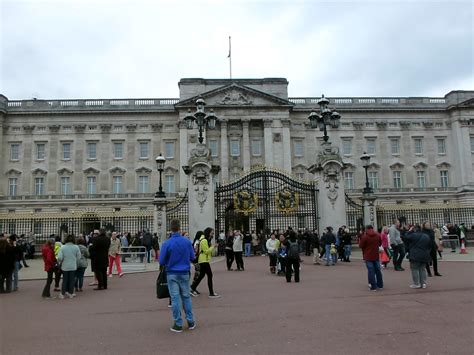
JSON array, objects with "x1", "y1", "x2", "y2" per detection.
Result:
[{"x1": 1, "y1": 78, "x2": 473, "y2": 236}]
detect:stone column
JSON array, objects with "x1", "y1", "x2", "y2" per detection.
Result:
[
  {"x1": 242, "y1": 119, "x2": 251, "y2": 172},
  {"x1": 308, "y1": 142, "x2": 347, "y2": 230},
  {"x1": 179, "y1": 121, "x2": 188, "y2": 190},
  {"x1": 452, "y1": 119, "x2": 474, "y2": 188},
  {"x1": 220, "y1": 120, "x2": 229, "y2": 180},
  {"x1": 183, "y1": 144, "x2": 220, "y2": 238},
  {"x1": 263, "y1": 119, "x2": 273, "y2": 167},
  {"x1": 281, "y1": 119, "x2": 292, "y2": 173},
  {"x1": 0, "y1": 102, "x2": 5, "y2": 197},
  {"x1": 153, "y1": 196, "x2": 167, "y2": 242},
  {"x1": 361, "y1": 194, "x2": 377, "y2": 230}
]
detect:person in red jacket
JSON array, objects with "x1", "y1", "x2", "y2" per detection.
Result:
[
  {"x1": 359, "y1": 225, "x2": 384, "y2": 291},
  {"x1": 41, "y1": 238, "x2": 57, "y2": 299}
]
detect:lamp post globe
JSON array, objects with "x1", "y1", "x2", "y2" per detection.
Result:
[
  {"x1": 360, "y1": 152, "x2": 373, "y2": 194},
  {"x1": 307, "y1": 94, "x2": 341, "y2": 143},
  {"x1": 155, "y1": 154, "x2": 166, "y2": 198},
  {"x1": 183, "y1": 98, "x2": 218, "y2": 144}
]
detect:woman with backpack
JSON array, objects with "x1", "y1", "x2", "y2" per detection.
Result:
[
  {"x1": 284, "y1": 232, "x2": 300, "y2": 282},
  {"x1": 190, "y1": 228, "x2": 221, "y2": 298},
  {"x1": 191, "y1": 231, "x2": 203, "y2": 288},
  {"x1": 225, "y1": 231, "x2": 235, "y2": 271}
]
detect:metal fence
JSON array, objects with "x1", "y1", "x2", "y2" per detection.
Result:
[
  {"x1": 345, "y1": 194, "x2": 364, "y2": 233},
  {"x1": 166, "y1": 189, "x2": 189, "y2": 234}
]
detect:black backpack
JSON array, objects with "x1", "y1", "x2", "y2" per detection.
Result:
[{"x1": 288, "y1": 240, "x2": 299, "y2": 259}]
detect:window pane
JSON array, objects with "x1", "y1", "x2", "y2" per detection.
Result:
[
  {"x1": 437, "y1": 139, "x2": 446, "y2": 154},
  {"x1": 113, "y1": 176, "x2": 122, "y2": 193},
  {"x1": 8, "y1": 178, "x2": 17, "y2": 196},
  {"x1": 138, "y1": 176, "x2": 149, "y2": 193},
  {"x1": 367, "y1": 139, "x2": 376, "y2": 155},
  {"x1": 416, "y1": 171, "x2": 425, "y2": 188},
  {"x1": 471, "y1": 137, "x2": 474, "y2": 153},
  {"x1": 62, "y1": 143, "x2": 71, "y2": 160},
  {"x1": 208, "y1": 140, "x2": 218, "y2": 157},
  {"x1": 139, "y1": 142, "x2": 149, "y2": 159},
  {"x1": 390, "y1": 139, "x2": 399, "y2": 155},
  {"x1": 344, "y1": 172, "x2": 354, "y2": 189},
  {"x1": 368, "y1": 171, "x2": 378, "y2": 189},
  {"x1": 342, "y1": 139, "x2": 352, "y2": 155},
  {"x1": 87, "y1": 176, "x2": 97, "y2": 194},
  {"x1": 114, "y1": 143, "x2": 123, "y2": 159},
  {"x1": 60, "y1": 177, "x2": 71, "y2": 195},
  {"x1": 294, "y1": 141, "x2": 303, "y2": 157},
  {"x1": 414, "y1": 139, "x2": 423, "y2": 154},
  {"x1": 251, "y1": 139, "x2": 262, "y2": 156},
  {"x1": 165, "y1": 175, "x2": 175, "y2": 193},
  {"x1": 87, "y1": 143, "x2": 97, "y2": 159},
  {"x1": 36, "y1": 144, "x2": 45, "y2": 160},
  {"x1": 393, "y1": 171, "x2": 402, "y2": 188},
  {"x1": 10, "y1": 144, "x2": 20, "y2": 160},
  {"x1": 35, "y1": 177, "x2": 44, "y2": 195},
  {"x1": 230, "y1": 140, "x2": 240, "y2": 156},
  {"x1": 440, "y1": 170, "x2": 449, "y2": 187},
  {"x1": 165, "y1": 142, "x2": 175, "y2": 159}
]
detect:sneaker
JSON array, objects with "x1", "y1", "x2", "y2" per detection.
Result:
[
  {"x1": 167, "y1": 304, "x2": 172, "y2": 308},
  {"x1": 410, "y1": 284, "x2": 421, "y2": 289},
  {"x1": 170, "y1": 324, "x2": 183, "y2": 333},
  {"x1": 58, "y1": 294, "x2": 65, "y2": 299},
  {"x1": 209, "y1": 293, "x2": 221, "y2": 299},
  {"x1": 190, "y1": 290, "x2": 199, "y2": 297},
  {"x1": 119, "y1": 273, "x2": 124, "y2": 278},
  {"x1": 54, "y1": 288, "x2": 61, "y2": 292},
  {"x1": 71, "y1": 293, "x2": 77, "y2": 298},
  {"x1": 195, "y1": 290, "x2": 201, "y2": 295},
  {"x1": 108, "y1": 274, "x2": 113, "y2": 278},
  {"x1": 421, "y1": 284, "x2": 427, "y2": 289},
  {"x1": 188, "y1": 321, "x2": 196, "y2": 330}
]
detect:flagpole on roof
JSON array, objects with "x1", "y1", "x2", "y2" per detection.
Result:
[{"x1": 228, "y1": 36, "x2": 232, "y2": 80}]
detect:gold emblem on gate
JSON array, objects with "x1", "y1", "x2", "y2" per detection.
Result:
[
  {"x1": 275, "y1": 188, "x2": 299, "y2": 214},
  {"x1": 233, "y1": 190, "x2": 258, "y2": 215}
]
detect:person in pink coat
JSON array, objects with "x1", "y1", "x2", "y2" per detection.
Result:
[{"x1": 380, "y1": 226, "x2": 391, "y2": 268}]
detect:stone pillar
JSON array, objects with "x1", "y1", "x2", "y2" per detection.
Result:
[
  {"x1": 220, "y1": 120, "x2": 229, "y2": 180},
  {"x1": 242, "y1": 119, "x2": 251, "y2": 172},
  {"x1": 0, "y1": 102, "x2": 6, "y2": 197},
  {"x1": 179, "y1": 121, "x2": 188, "y2": 190},
  {"x1": 361, "y1": 194, "x2": 377, "y2": 230},
  {"x1": 263, "y1": 119, "x2": 273, "y2": 167},
  {"x1": 452, "y1": 119, "x2": 474, "y2": 188},
  {"x1": 308, "y1": 142, "x2": 347, "y2": 230},
  {"x1": 183, "y1": 144, "x2": 220, "y2": 238},
  {"x1": 281, "y1": 119, "x2": 292, "y2": 173},
  {"x1": 153, "y1": 196, "x2": 168, "y2": 242}
]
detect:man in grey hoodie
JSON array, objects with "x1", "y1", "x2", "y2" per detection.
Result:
[{"x1": 389, "y1": 219, "x2": 405, "y2": 271}]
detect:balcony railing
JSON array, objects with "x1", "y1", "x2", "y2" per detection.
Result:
[
  {"x1": 346, "y1": 187, "x2": 458, "y2": 194},
  {"x1": 0, "y1": 192, "x2": 180, "y2": 201}
]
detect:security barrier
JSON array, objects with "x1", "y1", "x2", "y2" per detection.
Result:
[{"x1": 120, "y1": 246, "x2": 147, "y2": 273}]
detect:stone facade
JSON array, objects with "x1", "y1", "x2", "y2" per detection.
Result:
[{"x1": 1, "y1": 78, "x2": 473, "y2": 216}]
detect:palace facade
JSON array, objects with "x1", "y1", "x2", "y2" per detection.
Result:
[{"x1": 1, "y1": 78, "x2": 473, "y2": 234}]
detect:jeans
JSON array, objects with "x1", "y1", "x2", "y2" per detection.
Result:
[
  {"x1": 61, "y1": 270, "x2": 76, "y2": 295},
  {"x1": 325, "y1": 245, "x2": 335, "y2": 265},
  {"x1": 410, "y1": 261, "x2": 427, "y2": 286},
  {"x1": 42, "y1": 269, "x2": 54, "y2": 297},
  {"x1": 244, "y1": 243, "x2": 251, "y2": 257},
  {"x1": 75, "y1": 267, "x2": 86, "y2": 290},
  {"x1": 268, "y1": 253, "x2": 277, "y2": 267},
  {"x1": 108, "y1": 255, "x2": 122, "y2": 275},
  {"x1": 365, "y1": 260, "x2": 383, "y2": 289},
  {"x1": 12, "y1": 261, "x2": 20, "y2": 290},
  {"x1": 167, "y1": 273, "x2": 194, "y2": 327},
  {"x1": 344, "y1": 245, "x2": 352, "y2": 260}
]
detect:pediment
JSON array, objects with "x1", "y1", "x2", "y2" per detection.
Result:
[
  {"x1": 292, "y1": 164, "x2": 308, "y2": 171},
  {"x1": 389, "y1": 162, "x2": 404, "y2": 169},
  {"x1": 164, "y1": 166, "x2": 178, "y2": 173},
  {"x1": 57, "y1": 168, "x2": 74, "y2": 175},
  {"x1": 5, "y1": 169, "x2": 22, "y2": 175},
  {"x1": 175, "y1": 83, "x2": 294, "y2": 108},
  {"x1": 32, "y1": 168, "x2": 48, "y2": 175},
  {"x1": 109, "y1": 167, "x2": 126, "y2": 174},
  {"x1": 436, "y1": 162, "x2": 451, "y2": 169},
  {"x1": 84, "y1": 167, "x2": 100, "y2": 175},
  {"x1": 368, "y1": 162, "x2": 380, "y2": 169},
  {"x1": 456, "y1": 97, "x2": 474, "y2": 108},
  {"x1": 413, "y1": 161, "x2": 428, "y2": 169},
  {"x1": 135, "y1": 166, "x2": 152, "y2": 174}
]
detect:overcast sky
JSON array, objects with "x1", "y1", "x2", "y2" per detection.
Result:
[{"x1": 1, "y1": 0, "x2": 472, "y2": 100}]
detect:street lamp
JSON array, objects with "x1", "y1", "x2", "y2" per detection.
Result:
[
  {"x1": 360, "y1": 152, "x2": 373, "y2": 194},
  {"x1": 155, "y1": 153, "x2": 166, "y2": 198},
  {"x1": 184, "y1": 98, "x2": 218, "y2": 144},
  {"x1": 308, "y1": 94, "x2": 341, "y2": 142}
]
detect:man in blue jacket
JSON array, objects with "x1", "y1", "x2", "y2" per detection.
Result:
[{"x1": 159, "y1": 219, "x2": 196, "y2": 333}]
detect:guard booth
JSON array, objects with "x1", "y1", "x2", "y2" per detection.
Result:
[{"x1": 215, "y1": 167, "x2": 319, "y2": 235}]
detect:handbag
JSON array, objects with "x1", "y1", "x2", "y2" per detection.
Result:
[
  {"x1": 380, "y1": 251, "x2": 390, "y2": 263},
  {"x1": 156, "y1": 268, "x2": 170, "y2": 299}
]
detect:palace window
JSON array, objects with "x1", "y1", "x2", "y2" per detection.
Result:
[
  {"x1": 414, "y1": 138, "x2": 423, "y2": 155},
  {"x1": 294, "y1": 140, "x2": 304, "y2": 157},
  {"x1": 416, "y1": 171, "x2": 426, "y2": 188},
  {"x1": 470, "y1": 137, "x2": 474, "y2": 153},
  {"x1": 8, "y1": 178, "x2": 18, "y2": 196},
  {"x1": 230, "y1": 139, "x2": 240, "y2": 157},
  {"x1": 62, "y1": 143, "x2": 71, "y2": 160},
  {"x1": 208, "y1": 140, "x2": 218, "y2": 157},
  {"x1": 113, "y1": 176, "x2": 123, "y2": 194},
  {"x1": 87, "y1": 142, "x2": 97, "y2": 160},
  {"x1": 165, "y1": 141, "x2": 175, "y2": 159},
  {"x1": 10, "y1": 143, "x2": 20, "y2": 161},
  {"x1": 344, "y1": 172, "x2": 354, "y2": 189},
  {"x1": 35, "y1": 177, "x2": 45, "y2": 195},
  {"x1": 36, "y1": 143, "x2": 46, "y2": 160},
  {"x1": 393, "y1": 171, "x2": 402, "y2": 188},
  {"x1": 86, "y1": 176, "x2": 97, "y2": 194},
  {"x1": 366, "y1": 138, "x2": 376, "y2": 155},
  {"x1": 60, "y1": 176, "x2": 71, "y2": 195},
  {"x1": 138, "y1": 176, "x2": 149, "y2": 193},
  {"x1": 440, "y1": 170, "x2": 449, "y2": 187},
  {"x1": 341, "y1": 139, "x2": 352, "y2": 156},
  {"x1": 251, "y1": 139, "x2": 262, "y2": 156},
  {"x1": 113, "y1": 142, "x2": 124, "y2": 159},
  {"x1": 390, "y1": 138, "x2": 400, "y2": 155},
  {"x1": 437, "y1": 138, "x2": 446, "y2": 155},
  {"x1": 139, "y1": 142, "x2": 149, "y2": 159},
  {"x1": 165, "y1": 175, "x2": 175, "y2": 193},
  {"x1": 368, "y1": 171, "x2": 379, "y2": 189}
]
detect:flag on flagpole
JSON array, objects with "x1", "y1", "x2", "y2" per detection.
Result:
[{"x1": 228, "y1": 36, "x2": 231, "y2": 58}]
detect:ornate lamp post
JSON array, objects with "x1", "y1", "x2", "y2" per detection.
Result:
[
  {"x1": 360, "y1": 152, "x2": 373, "y2": 194},
  {"x1": 155, "y1": 153, "x2": 166, "y2": 198},
  {"x1": 184, "y1": 98, "x2": 218, "y2": 144},
  {"x1": 308, "y1": 95, "x2": 341, "y2": 143}
]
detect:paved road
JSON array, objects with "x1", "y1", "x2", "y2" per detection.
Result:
[{"x1": 1, "y1": 255, "x2": 473, "y2": 355}]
